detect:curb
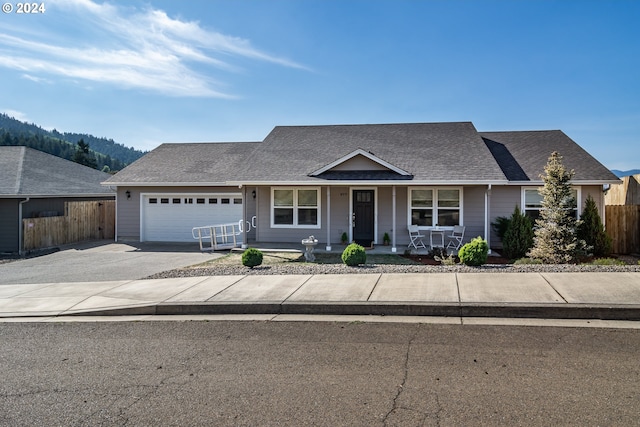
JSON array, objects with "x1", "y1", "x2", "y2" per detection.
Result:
[{"x1": 65, "y1": 302, "x2": 640, "y2": 321}]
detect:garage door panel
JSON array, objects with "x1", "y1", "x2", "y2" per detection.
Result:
[{"x1": 142, "y1": 195, "x2": 243, "y2": 242}]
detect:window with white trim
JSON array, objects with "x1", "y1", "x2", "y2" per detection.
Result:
[
  {"x1": 523, "y1": 187, "x2": 579, "y2": 221},
  {"x1": 409, "y1": 188, "x2": 462, "y2": 227},
  {"x1": 272, "y1": 188, "x2": 320, "y2": 228}
]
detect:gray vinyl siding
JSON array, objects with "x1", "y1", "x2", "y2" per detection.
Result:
[
  {"x1": 462, "y1": 186, "x2": 487, "y2": 246},
  {"x1": 581, "y1": 185, "x2": 605, "y2": 216},
  {"x1": 0, "y1": 199, "x2": 19, "y2": 253},
  {"x1": 489, "y1": 186, "x2": 522, "y2": 249},
  {"x1": 116, "y1": 186, "x2": 242, "y2": 242}
]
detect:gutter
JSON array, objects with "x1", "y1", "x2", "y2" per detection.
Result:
[{"x1": 18, "y1": 197, "x2": 30, "y2": 256}]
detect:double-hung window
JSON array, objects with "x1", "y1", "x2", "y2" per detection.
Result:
[
  {"x1": 523, "y1": 187, "x2": 579, "y2": 221},
  {"x1": 409, "y1": 188, "x2": 462, "y2": 227},
  {"x1": 272, "y1": 188, "x2": 320, "y2": 228}
]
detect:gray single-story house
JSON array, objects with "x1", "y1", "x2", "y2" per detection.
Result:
[
  {"x1": 103, "y1": 122, "x2": 619, "y2": 252},
  {"x1": 0, "y1": 146, "x2": 115, "y2": 254}
]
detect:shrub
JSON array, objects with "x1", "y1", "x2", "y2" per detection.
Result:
[
  {"x1": 491, "y1": 216, "x2": 511, "y2": 241},
  {"x1": 341, "y1": 243, "x2": 366, "y2": 266},
  {"x1": 458, "y1": 236, "x2": 489, "y2": 266},
  {"x1": 577, "y1": 195, "x2": 612, "y2": 257},
  {"x1": 513, "y1": 257, "x2": 543, "y2": 265},
  {"x1": 502, "y1": 205, "x2": 534, "y2": 260},
  {"x1": 241, "y1": 247, "x2": 263, "y2": 268}
]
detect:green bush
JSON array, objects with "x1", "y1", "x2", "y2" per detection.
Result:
[
  {"x1": 242, "y1": 248, "x2": 263, "y2": 268},
  {"x1": 491, "y1": 216, "x2": 511, "y2": 241},
  {"x1": 341, "y1": 243, "x2": 367, "y2": 266},
  {"x1": 502, "y1": 206, "x2": 534, "y2": 260},
  {"x1": 577, "y1": 195, "x2": 612, "y2": 257},
  {"x1": 458, "y1": 236, "x2": 489, "y2": 266}
]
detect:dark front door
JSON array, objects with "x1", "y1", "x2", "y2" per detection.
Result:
[{"x1": 352, "y1": 190, "x2": 375, "y2": 247}]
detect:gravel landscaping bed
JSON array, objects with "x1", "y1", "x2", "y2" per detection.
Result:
[{"x1": 147, "y1": 253, "x2": 640, "y2": 278}]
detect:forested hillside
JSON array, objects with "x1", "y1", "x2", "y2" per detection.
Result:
[{"x1": 0, "y1": 113, "x2": 146, "y2": 172}]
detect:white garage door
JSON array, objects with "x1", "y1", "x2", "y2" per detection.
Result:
[{"x1": 141, "y1": 194, "x2": 243, "y2": 242}]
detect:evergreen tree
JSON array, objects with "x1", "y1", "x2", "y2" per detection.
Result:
[
  {"x1": 72, "y1": 139, "x2": 98, "y2": 169},
  {"x1": 502, "y1": 205, "x2": 534, "y2": 260},
  {"x1": 527, "y1": 151, "x2": 586, "y2": 263},
  {"x1": 577, "y1": 195, "x2": 612, "y2": 257}
]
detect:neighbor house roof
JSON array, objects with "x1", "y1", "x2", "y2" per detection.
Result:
[
  {"x1": 0, "y1": 146, "x2": 114, "y2": 197},
  {"x1": 480, "y1": 130, "x2": 619, "y2": 183},
  {"x1": 105, "y1": 122, "x2": 619, "y2": 186}
]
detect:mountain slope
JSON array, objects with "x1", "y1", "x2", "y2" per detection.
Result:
[
  {"x1": 611, "y1": 169, "x2": 640, "y2": 178},
  {"x1": 0, "y1": 113, "x2": 146, "y2": 171}
]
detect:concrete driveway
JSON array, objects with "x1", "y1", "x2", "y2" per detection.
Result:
[{"x1": 0, "y1": 241, "x2": 220, "y2": 284}]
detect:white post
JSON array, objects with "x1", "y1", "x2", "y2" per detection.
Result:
[
  {"x1": 326, "y1": 186, "x2": 332, "y2": 251},
  {"x1": 485, "y1": 184, "x2": 492, "y2": 254},
  {"x1": 391, "y1": 186, "x2": 397, "y2": 253},
  {"x1": 241, "y1": 186, "x2": 248, "y2": 249}
]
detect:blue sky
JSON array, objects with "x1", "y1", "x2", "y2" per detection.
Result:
[{"x1": 1, "y1": 0, "x2": 638, "y2": 170}]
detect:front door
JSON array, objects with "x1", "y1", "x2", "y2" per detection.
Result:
[{"x1": 352, "y1": 190, "x2": 375, "y2": 246}]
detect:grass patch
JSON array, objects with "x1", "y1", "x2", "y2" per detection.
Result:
[
  {"x1": 589, "y1": 258, "x2": 625, "y2": 266},
  {"x1": 312, "y1": 253, "x2": 420, "y2": 265},
  {"x1": 513, "y1": 257, "x2": 543, "y2": 265},
  {"x1": 193, "y1": 251, "x2": 420, "y2": 268}
]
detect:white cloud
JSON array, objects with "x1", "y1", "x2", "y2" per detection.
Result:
[
  {"x1": 0, "y1": 0, "x2": 306, "y2": 97},
  {"x1": 2, "y1": 110, "x2": 29, "y2": 121}
]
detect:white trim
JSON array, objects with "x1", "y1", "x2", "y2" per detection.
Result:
[
  {"x1": 349, "y1": 187, "x2": 378, "y2": 244},
  {"x1": 270, "y1": 187, "x2": 322, "y2": 229},
  {"x1": 521, "y1": 186, "x2": 582, "y2": 218},
  {"x1": 407, "y1": 187, "x2": 464, "y2": 229},
  {"x1": 309, "y1": 148, "x2": 411, "y2": 177}
]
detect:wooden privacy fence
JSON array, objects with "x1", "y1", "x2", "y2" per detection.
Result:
[
  {"x1": 23, "y1": 200, "x2": 115, "y2": 251},
  {"x1": 605, "y1": 205, "x2": 640, "y2": 254}
]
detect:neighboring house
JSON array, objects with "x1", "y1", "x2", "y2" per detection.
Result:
[
  {"x1": 0, "y1": 146, "x2": 115, "y2": 254},
  {"x1": 104, "y1": 122, "x2": 619, "y2": 252},
  {"x1": 605, "y1": 174, "x2": 640, "y2": 205}
]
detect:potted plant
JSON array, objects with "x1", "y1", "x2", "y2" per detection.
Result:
[
  {"x1": 341, "y1": 232, "x2": 348, "y2": 245},
  {"x1": 383, "y1": 232, "x2": 391, "y2": 245}
]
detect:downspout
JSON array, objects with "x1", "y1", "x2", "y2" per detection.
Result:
[
  {"x1": 326, "y1": 186, "x2": 331, "y2": 251},
  {"x1": 18, "y1": 197, "x2": 30, "y2": 256}
]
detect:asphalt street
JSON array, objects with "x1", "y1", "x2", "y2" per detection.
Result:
[{"x1": 1, "y1": 321, "x2": 638, "y2": 426}]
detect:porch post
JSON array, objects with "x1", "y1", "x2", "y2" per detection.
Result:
[
  {"x1": 241, "y1": 185, "x2": 248, "y2": 249},
  {"x1": 326, "y1": 186, "x2": 332, "y2": 251},
  {"x1": 391, "y1": 185, "x2": 397, "y2": 253},
  {"x1": 485, "y1": 184, "x2": 492, "y2": 254}
]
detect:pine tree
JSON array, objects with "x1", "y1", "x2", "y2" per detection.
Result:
[
  {"x1": 577, "y1": 195, "x2": 612, "y2": 257},
  {"x1": 527, "y1": 152, "x2": 586, "y2": 263},
  {"x1": 502, "y1": 205, "x2": 534, "y2": 260},
  {"x1": 72, "y1": 139, "x2": 98, "y2": 169}
]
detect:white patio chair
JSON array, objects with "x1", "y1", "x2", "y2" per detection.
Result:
[
  {"x1": 408, "y1": 225, "x2": 426, "y2": 249},
  {"x1": 446, "y1": 225, "x2": 465, "y2": 250}
]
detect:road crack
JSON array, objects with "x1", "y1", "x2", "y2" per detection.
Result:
[{"x1": 382, "y1": 327, "x2": 418, "y2": 426}]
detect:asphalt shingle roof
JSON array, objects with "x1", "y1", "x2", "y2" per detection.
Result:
[
  {"x1": 480, "y1": 131, "x2": 619, "y2": 182},
  {"x1": 0, "y1": 146, "x2": 114, "y2": 197},
  {"x1": 105, "y1": 122, "x2": 618, "y2": 185},
  {"x1": 105, "y1": 142, "x2": 262, "y2": 184},
  {"x1": 237, "y1": 122, "x2": 507, "y2": 183}
]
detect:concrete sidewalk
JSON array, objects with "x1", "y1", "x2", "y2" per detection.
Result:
[{"x1": 1, "y1": 272, "x2": 639, "y2": 320}]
